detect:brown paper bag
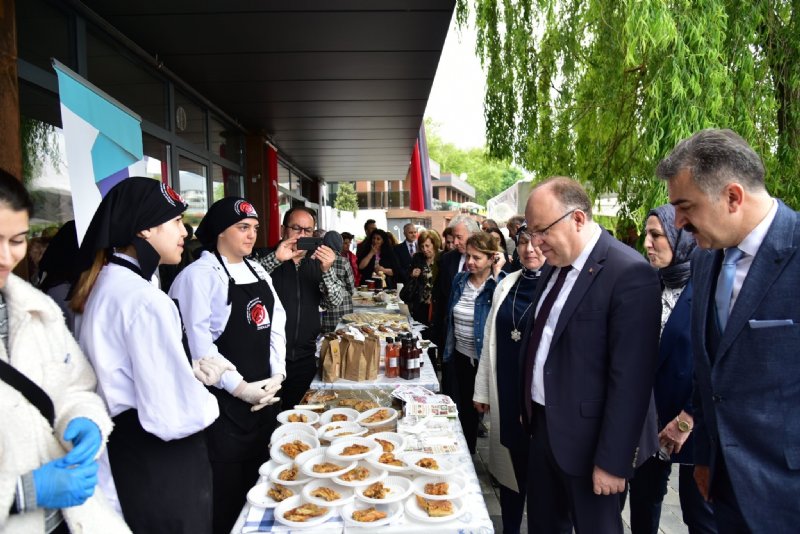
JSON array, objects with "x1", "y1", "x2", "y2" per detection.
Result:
[
  {"x1": 363, "y1": 335, "x2": 380, "y2": 380},
  {"x1": 343, "y1": 336, "x2": 367, "y2": 381},
  {"x1": 338, "y1": 334, "x2": 352, "y2": 379},
  {"x1": 322, "y1": 337, "x2": 342, "y2": 383}
]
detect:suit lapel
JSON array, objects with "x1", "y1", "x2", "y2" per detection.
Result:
[
  {"x1": 550, "y1": 232, "x2": 608, "y2": 347},
  {"x1": 717, "y1": 203, "x2": 799, "y2": 358},
  {"x1": 692, "y1": 248, "x2": 719, "y2": 365}
]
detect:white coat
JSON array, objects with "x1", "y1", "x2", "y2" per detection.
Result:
[
  {"x1": 0, "y1": 274, "x2": 130, "y2": 533},
  {"x1": 473, "y1": 269, "x2": 523, "y2": 492}
]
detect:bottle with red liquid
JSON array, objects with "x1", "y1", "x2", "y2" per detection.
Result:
[
  {"x1": 384, "y1": 337, "x2": 399, "y2": 378},
  {"x1": 399, "y1": 335, "x2": 411, "y2": 379}
]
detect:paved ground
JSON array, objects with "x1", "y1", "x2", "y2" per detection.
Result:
[{"x1": 473, "y1": 427, "x2": 689, "y2": 533}]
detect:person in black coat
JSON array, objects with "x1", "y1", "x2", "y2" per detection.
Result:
[
  {"x1": 356, "y1": 228, "x2": 399, "y2": 289},
  {"x1": 399, "y1": 229, "x2": 440, "y2": 325},
  {"x1": 393, "y1": 223, "x2": 419, "y2": 285}
]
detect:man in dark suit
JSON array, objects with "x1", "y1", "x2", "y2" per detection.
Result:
[
  {"x1": 656, "y1": 128, "x2": 800, "y2": 532},
  {"x1": 520, "y1": 177, "x2": 661, "y2": 533},
  {"x1": 393, "y1": 222, "x2": 418, "y2": 285}
]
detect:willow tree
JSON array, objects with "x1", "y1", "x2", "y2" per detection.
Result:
[{"x1": 459, "y1": 0, "x2": 800, "y2": 220}]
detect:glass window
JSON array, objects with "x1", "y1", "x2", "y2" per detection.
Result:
[
  {"x1": 16, "y1": 0, "x2": 72, "y2": 72},
  {"x1": 278, "y1": 164, "x2": 291, "y2": 193},
  {"x1": 130, "y1": 134, "x2": 170, "y2": 183},
  {"x1": 86, "y1": 29, "x2": 168, "y2": 128},
  {"x1": 212, "y1": 164, "x2": 243, "y2": 201},
  {"x1": 24, "y1": 119, "x2": 71, "y2": 234},
  {"x1": 210, "y1": 115, "x2": 241, "y2": 165},
  {"x1": 178, "y1": 156, "x2": 207, "y2": 228},
  {"x1": 175, "y1": 92, "x2": 207, "y2": 149}
]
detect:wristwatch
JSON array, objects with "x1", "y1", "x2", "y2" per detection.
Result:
[{"x1": 676, "y1": 416, "x2": 692, "y2": 433}]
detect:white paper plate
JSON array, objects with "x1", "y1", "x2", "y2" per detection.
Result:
[
  {"x1": 364, "y1": 451, "x2": 409, "y2": 474},
  {"x1": 404, "y1": 494, "x2": 466, "y2": 523},
  {"x1": 273, "y1": 495, "x2": 336, "y2": 529},
  {"x1": 299, "y1": 449, "x2": 357, "y2": 479},
  {"x1": 354, "y1": 476, "x2": 412, "y2": 504},
  {"x1": 341, "y1": 500, "x2": 403, "y2": 528},
  {"x1": 326, "y1": 436, "x2": 382, "y2": 461},
  {"x1": 258, "y1": 459, "x2": 280, "y2": 477},
  {"x1": 301, "y1": 478, "x2": 355, "y2": 507},
  {"x1": 246, "y1": 482, "x2": 296, "y2": 508},
  {"x1": 356, "y1": 407, "x2": 398, "y2": 428},
  {"x1": 401, "y1": 452, "x2": 458, "y2": 476},
  {"x1": 268, "y1": 463, "x2": 311, "y2": 486},
  {"x1": 333, "y1": 462, "x2": 388, "y2": 487},
  {"x1": 367, "y1": 432, "x2": 406, "y2": 454},
  {"x1": 319, "y1": 407, "x2": 360, "y2": 425},
  {"x1": 410, "y1": 475, "x2": 467, "y2": 500},
  {"x1": 319, "y1": 422, "x2": 368, "y2": 441},
  {"x1": 277, "y1": 409, "x2": 320, "y2": 425},
  {"x1": 270, "y1": 422, "x2": 317, "y2": 445},
  {"x1": 270, "y1": 433, "x2": 321, "y2": 464}
]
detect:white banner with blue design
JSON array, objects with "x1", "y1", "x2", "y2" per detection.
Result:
[{"x1": 53, "y1": 59, "x2": 143, "y2": 244}]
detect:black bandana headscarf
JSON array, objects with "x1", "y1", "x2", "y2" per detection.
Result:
[
  {"x1": 646, "y1": 204, "x2": 697, "y2": 289},
  {"x1": 77, "y1": 177, "x2": 187, "y2": 280},
  {"x1": 195, "y1": 197, "x2": 259, "y2": 250}
]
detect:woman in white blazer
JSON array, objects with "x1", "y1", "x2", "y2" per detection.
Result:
[{"x1": 473, "y1": 228, "x2": 545, "y2": 534}]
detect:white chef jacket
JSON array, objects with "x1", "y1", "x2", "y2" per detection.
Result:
[{"x1": 168, "y1": 251, "x2": 287, "y2": 392}]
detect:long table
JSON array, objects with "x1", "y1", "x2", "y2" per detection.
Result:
[{"x1": 232, "y1": 414, "x2": 494, "y2": 534}]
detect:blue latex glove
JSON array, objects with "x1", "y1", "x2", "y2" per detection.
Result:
[
  {"x1": 33, "y1": 459, "x2": 98, "y2": 509},
  {"x1": 62, "y1": 417, "x2": 102, "y2": 466}
]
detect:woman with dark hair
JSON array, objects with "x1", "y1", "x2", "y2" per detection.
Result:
[
  {"x1": 71, "y1": 177, "x2": 220, "y2": 533},
  {"x1": 442, "y1": 231, "x2": 505, "y2": 453},
  {"x1": 169, "y1": 197, "x2": 287, "y2": 533},
  {"x1": 356, "y1": 228, "x2": 399, "y2": 289},
  {"x1": 0, "y1": 170, "x2": 129, "y2": 534},
  {"x1": 628, "y1": 204, "x2": 716, "y2": 534},
  {"x1": 399, "y1": 229, "x2": 441, "y2": 325},
  {"x1": 486, "y1": 227, "x2": 508, "y2": 257},
  {"x1": 473, "y1": 227, "x2": 545, "y2": 534},
  {"x1": 36, "y1": 221, "x2": 79, "y2": 332}
]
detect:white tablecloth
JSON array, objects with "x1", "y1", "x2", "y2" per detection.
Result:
[
  {"x1": 311, "y1": 348, "x2": 439, "y2": 393},
  {"x1": 232, "y1": 418, "x2": 494, "y2": 534}
]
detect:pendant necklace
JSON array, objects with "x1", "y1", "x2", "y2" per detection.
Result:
[{"x1": 510, "y1": 273, "x2": 536, "y2": 342}]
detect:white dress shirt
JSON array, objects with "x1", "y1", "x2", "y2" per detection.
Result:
[
  {"x1": 532, "y1": 224, "x2": 602, "y2": 405},
  {"x1": 406, "y1": 240, "x2": 416, "y2": 255},
  {"x1": 726, "y1": 198, "x2": 778, "y2": 313},
  {"x1": 168, "y1": 251, "x2": 287, "y2": 391}
]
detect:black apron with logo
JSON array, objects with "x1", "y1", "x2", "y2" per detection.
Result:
[
  {"x1": 204, "y1": 254, "x2": 277, "y2": 533},
  {"x1": 104, "y1": 256, "x2": 213, "y2": 534}
]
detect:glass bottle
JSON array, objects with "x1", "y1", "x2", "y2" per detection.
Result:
[
  {"x1": 399, "y1": 335, "x2": 411, "y2": 379},
  {"x1": 384, "y1": 337, "x2": 399, "y2": 378}
]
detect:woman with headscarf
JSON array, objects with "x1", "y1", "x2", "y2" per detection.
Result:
[
  {"x1": 168, "y1": 197, "x2": 287, "y2": 533},
  {"x1": 70, "y1": 177, "x2": 221, "y2": 533},
  {"x1": 0, "y1": 171, "x2": 129, "y2": 534},
  {"x1": 627, "y1": 204, "x2": 717, "y2": 534},
  {"x1": 356, "y1": 228, "x2": 399, "y2": 289},
  {"x1": 472, "y1": 226, "x2": 546, "y2": 534}
]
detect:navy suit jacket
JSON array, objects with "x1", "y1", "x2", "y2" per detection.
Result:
[
  {"x1": 691, "y1": 201, "x2": 800, "y2": 530},
  {"x1": 654, "y1": 281, "x2": 695, "y2": 464},
  {"x1": 393, "y1": 242, "x2": 415, "y2": 285},
  {"x1": 519, "y1": 228, "x2": 661, "y2": 478}
]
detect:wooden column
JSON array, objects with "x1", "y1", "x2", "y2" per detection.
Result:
[
  {"x1": 245, "y1": 134, "x2": 269, "y2": 247},
  {"x1": 0, "y1": 0, "x2": 22, "y2": 178}
]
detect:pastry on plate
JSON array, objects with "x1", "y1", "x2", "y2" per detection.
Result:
[
  {"x1": 415, "y1": 457, "x2": 439, "y2": 470},
  {"x1": 424, "y1": 482, "x2": 448, "y2": 496},
  {"x1": 267, "y1": 484, "x2": 293, "y2": 502},
  {"x1": 340, "y1": 466, "x2": 370, "y2": 481},
  {"x1": 362, "y1": 409, "x2": 391, "y2": 424},
  {"x1": 352, "y1": 507, "x2": 388, "y2": 522},
  {"x1": 363, "y1": 482, "x2": 389, "y2": 499},
  {"x1": 280, "y1": 440, "x2": 310, "y2": 459},
  {"x1": 375, "y1": 438, "x2": 394, "y2": 453},
  {"x1": 310, "y1": 486, "x2": 341, "y2": 502},
  {"x1": 354, "y1": 401, "x2": 378, "y2": 412},
  {"x1": 283, "y1": 503, "x2": 328, "y2": 522},
  {"x1": 341, "y1": 443, "x2": 370, "y2": 456},
  {"x1": 378, "y1": 452, "x2": 404, "y2": 467},
  {"x1": 287, "y1": 413, "x2": 309, "y2": 423},
  {"x1": 331, "y1": 414, "x2": 348, "y2": 422},
  {"x1": 278, "y1": 466, "x2": 299, "y2": 481},
  {"x1": 415, "y1": 495, "x2": 454, "y2": 517},
  {"x1": 312, "y1": 462, "x2": 344, "y2": 474}
]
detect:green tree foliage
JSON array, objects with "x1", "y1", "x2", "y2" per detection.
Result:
[
  {"x1": 458, "y1": 0, "x2": 800, "y2": 220},
  {"x1": 334, "y1": 182, "x2": 359, "y2": 215},
  {"x1": 425, "y1": 119, "x2": 524, "y2": 205}
]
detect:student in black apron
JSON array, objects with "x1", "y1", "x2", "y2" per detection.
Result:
[
  {"x1": 71, "y1": 177, "x2": 221, "y2": 533},
  {"x1": 169, "y1": 197, "x2": 287, "y2": 533}
]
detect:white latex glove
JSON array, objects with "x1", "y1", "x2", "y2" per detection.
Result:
[
  {"x1": 232, "y1": 379, "x2": 273, "y2": 405},
  {"x1": 251, "y1": 375, "x2": 284, "y2": 412},
  {"x1": 192, "y1": 356, "x2": 236, "y2": 386}
]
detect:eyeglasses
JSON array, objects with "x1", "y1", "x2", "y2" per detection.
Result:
[
  {"x1": 523, "y1": 209, "x2": 577, "y2": 241},
  {"x1": 286, "y1": 224, "x2": 315, "y2": 235}
]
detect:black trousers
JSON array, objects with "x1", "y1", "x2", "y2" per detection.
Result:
[
  {"x1": 281, "y1": 355, "x2": 318, "y2": 409},
  {"x1": 499, "y1": 444, "x2": 529, "y2": 534},
  {"x1": 629, "y1": 456, "x2": 717, "y2": 534},
  {"x1": 453, "y1": 351, "x2": 480, "y2": 454},
  {"x1": 527, "y1": 402, "x2": 621, "y2": 534}
]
